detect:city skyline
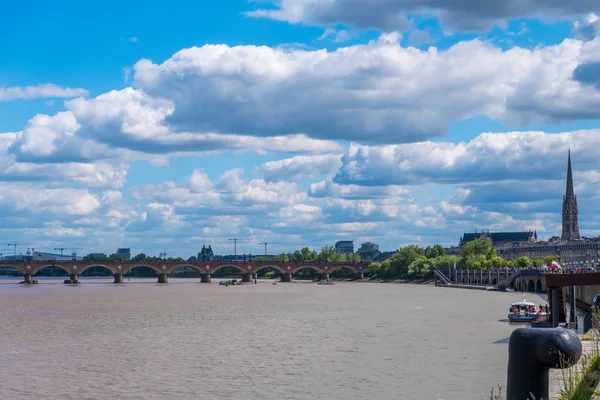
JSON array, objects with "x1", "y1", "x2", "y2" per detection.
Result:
[{"x1": 2, "y1": 3, "x2": 600, "y2": 256}]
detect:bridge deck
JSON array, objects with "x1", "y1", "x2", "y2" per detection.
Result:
[{"x1": 545, "y1": 273, "x2": 600, "y2": 288}]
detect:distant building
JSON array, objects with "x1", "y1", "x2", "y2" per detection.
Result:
[
  {"x1": 359, "y1": 242, "x2": 379, "y2": 252},
  {"x1": 357, "y1": 242, "x2": 380, "y2": 262},
  {"x1": 117, "y1": 248, "x2": 131, "y2": 259},
  {"x1": 198, "y1": 245, "x2": 214, "y2": 261},
  {"x1": 459, "y1": 230, "x2": 537, "y2": 247},
  {"x1": 334, "y1": 241, "x2": 354, "y2": 255},
  {"x1": 9, "y1": 251, "x2": 84, "y2": 262},
  {"x1": 86, "y1": 253, "x2": 107, "y2": 260}
]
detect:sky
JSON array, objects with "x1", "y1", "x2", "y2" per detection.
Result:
[{"x1": 2, "y1": 1, "x2": 600, "y2": 258}]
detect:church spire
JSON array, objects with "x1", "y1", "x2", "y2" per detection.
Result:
[
  {"x1": 562, "y1": 149, "x2": 580, "y2": 241},
  {"x1": 566, "y1": 148, "x2": 574, "y2": 198}
]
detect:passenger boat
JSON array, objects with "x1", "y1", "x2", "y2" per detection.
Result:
[{"x1": 508, "y1": 297, "x2": 538, "y2": 322}]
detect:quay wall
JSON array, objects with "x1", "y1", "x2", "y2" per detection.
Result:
[{"x1": 575, "y1": 285, "x2": 600, "y2": 308}]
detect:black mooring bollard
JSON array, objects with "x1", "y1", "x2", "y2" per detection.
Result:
[{"x1": 507, "y1": 327, "x2": 581, "y2": 400}]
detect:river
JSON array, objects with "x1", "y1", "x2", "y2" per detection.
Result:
[{"x1": 0, "y1": 279, "x2": 543, "y2": 400}]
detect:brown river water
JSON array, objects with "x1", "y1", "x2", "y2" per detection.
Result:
[{"x1": 0, "y1": 278, "x2": 544, "y2": 400}]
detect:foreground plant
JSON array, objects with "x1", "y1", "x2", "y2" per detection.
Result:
[{"x1": 558, "y1": 308, "x2": 600, "y2": 400}]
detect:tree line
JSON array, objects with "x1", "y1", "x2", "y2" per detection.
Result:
[
  {"x1": 271, "y1": 245, "x2": 361, "y2": 264},
  {"x1": 367, "y1": 238, "x2": 556, "y2": 281}
]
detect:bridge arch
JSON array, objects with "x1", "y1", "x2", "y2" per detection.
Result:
[
  {"x1": 254, "y1": 265, "x2": 285, "y2": 274},
  {"x1": 31, "y1": 264, "x2": 72, "y2": 276},
  {"x1": 291, "y1": 265, "x2": 324, "y2": 276},
  {"x1": 211, "y1": 264, "x2": 252, "y2": 275},
  {"x1": 536, "y1": 279, "x2": 543, "y2": 293},
  {"x1": 0, "y1": 264, "x2": 25, "y2": 276},
  {"x1": 166, "y1": 264, "x2": 205, "y2": 275},
  {"x1": 78, "y1": 264, "x2": 118, "y2": 275},
  {"x1": 122, "y1": 264, "x2": 164, "y2": 275},
  {"x1": 328, "y1": 265, "x2": 358, "y2": 274},
  {"x1": 527, "y1": 279, "x2": 535, "y2": 292}
]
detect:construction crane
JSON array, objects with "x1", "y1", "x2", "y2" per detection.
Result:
[
  {"x1": 229, "y1": 238, "x2": 244, "y2": 256},
  {"x1": 258, "y1": 242, "x2": 280, "y2": 256},
  {"x1": 54, "y1": 247, "x2": 80, "y2": 257},
  {"x1": 7, "y1": 242, "x2": 33, "y2": 257}
]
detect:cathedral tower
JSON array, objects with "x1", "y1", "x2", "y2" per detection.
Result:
[{"x1": 561, "y1": 150, "x2": 580, "y2": 241}]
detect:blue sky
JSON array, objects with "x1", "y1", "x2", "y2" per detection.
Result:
[{"x1": 2, "y1": 1, "x2": 600, "y2": 258}]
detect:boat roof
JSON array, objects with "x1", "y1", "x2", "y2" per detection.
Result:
[{"x1": 511, "y1": 301, "x2": 535, "y2": 306}]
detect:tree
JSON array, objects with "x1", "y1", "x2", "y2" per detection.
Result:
[
  {"x1": 348, "y1": 253, "x2": 361, "y2": 263},
  {"x1": 317, "y1": 246, "x2": 343, "y2": 262},
  {"x1": 543, "y1": 255, "x2": 555, "y2": 266},
  {"x1": 408, "y1": 256, "x2": 432, "y2": 279},
  {"x1": 275, "y1": 253, "x2": 289, "y2": 262},
  {"x1": 291, "y1": 250, "x2": 303, "y2": 263},
  {"x1": 132, "y1": 253, "x2": 147, "y2": 261},
  {"x1": 254, "y1": 256, "x2": 271, "y2": 262},
  {"x1": 425, "y1": 244, "x2": 445, "y2": 259},
  {"x1": 490, "y1": 256, "x2": 508, "y2": 269},
  {"x1": 514, "y1": 256, "x2": 532, "y2": 269},
  {"x1": 83, "y1": 253, "x2": 110, "y2": 261},
  {"x1": 431, "y1": 255, "x2": 458, "y2": 271},
  {"x1": 291, "y1": 247, "x2": 318, "y2": 263},
  {"x1": 460, "y1": 238, "x2": 496, "y2": 259},
  {"x1": 300, "y1": 247, "x2": 317, "y2": 262}
]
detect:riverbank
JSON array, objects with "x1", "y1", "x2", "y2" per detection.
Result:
[{"x1": 331, "y1": 277, "x2": 435, "y2": 284}]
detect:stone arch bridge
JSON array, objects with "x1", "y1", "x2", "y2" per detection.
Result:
[{"x1": 0, "y1": 261, "x2": 371, "y2": 284}]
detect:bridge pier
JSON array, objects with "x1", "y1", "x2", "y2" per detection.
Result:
[
  {"x1": 158, "y1": 273, "x2": 168, "y2": 284},
  {"x1": 321, "y1": 273, "x2": 330, "y2": 281},
  {"x1": 353, "y1": 272, "x2": 364, "y2": 280},
  {"x1": 113, "y1": 273, "x2": 124, "y2": 283},
  {"x1": 552, "y1": 288, "x2": 560, "y2": 327},
  {"x1": 280, "y1": 272, "x2": 292, "y2": 282},
  {"x1": 569, "y1": 286, "x2": 577, "y2": 328},
  {"x1": 242, "y1": 273, "x2": 252, "y2": 283},
  {"x1": 487, "y1": 270, "x2": 491, "y2": 284},
  {"x1": 23, "y1": 273, "x2": 33, "y2": 284},
  {"x1": 68, "y1": 274, "x2": 79, "y2": 284},
  {"x1": 201, "y1": 273, "x2": 211, "y2": 283}
]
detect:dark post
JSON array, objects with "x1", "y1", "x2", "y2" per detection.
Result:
[
  {"x1": 570, "y1": 286, "x2": 576, "y2": 328},
  {"x1": 552, "y1": 288, "x2": 560, "y2": 327},
  {"x1": 507, "y1": 327, "x2": 581, "y2": 400},
  {"x1": 496, "y1": 269, "x2": 500, "y2": 284}
]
